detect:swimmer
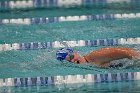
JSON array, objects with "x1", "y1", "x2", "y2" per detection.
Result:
[{"x1": 56, "y1": 47, "x2": 139, "y2": 68}]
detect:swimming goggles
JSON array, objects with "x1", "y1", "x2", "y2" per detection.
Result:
[
  {"x1": 68, "y1": 53, "x2": 74, "y2": 62},
  {"x1": 68, "y1": 53, "x2": 80, "y2": 64}
]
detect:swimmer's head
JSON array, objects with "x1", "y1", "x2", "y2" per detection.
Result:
[
  {"x1": 56, "y1": 48, "x2": 74, "y2": 61},
  {"x1": 56, "y1": 48, "x2": 86, "y2": 64}
]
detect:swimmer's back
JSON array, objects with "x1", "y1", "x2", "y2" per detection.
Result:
[{"x1": 84, "y1": 47, "x2": 139, "y2": 63}]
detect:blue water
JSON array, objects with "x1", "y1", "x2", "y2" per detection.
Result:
[
  {"x1": 0, "y1": 18, "x2": 140, "y2": 78},
  {"x1": 0, "y1": 19, "x2": 140, "y2": 44},
  {"x1": 0, "y1": 2, "x2": 140, "y2": 93}
]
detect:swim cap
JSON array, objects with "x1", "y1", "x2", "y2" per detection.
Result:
[{"x1": 56, "y1": 48, "x2": 74, "y2": 61}]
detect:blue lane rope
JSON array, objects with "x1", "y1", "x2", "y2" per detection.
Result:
[
  {"x1": 0, "y1": 13, "x2": 140, "y2": 25},
  {"x1": 0, "y1": 0, "x2": 139, "y2": 9},
  {"x1": 0, "y1": 72, "x2": 136, "y2": 87},
  {"x1": 0, "y1": 37, "x2": 140, "y2": 51}
]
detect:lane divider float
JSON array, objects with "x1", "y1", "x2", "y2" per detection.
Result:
[
  {"x1": 0, "y1": 0, "x2": 139, "y2": 9},
  {"x1": 0, "y1": 37, "x2": 140, "y2": 51},
  {"x1": 0, "y1": 13, "x2": 140, "y2": 25},
  {"x1": 0, "y1": 72, "x2": 138, "y2": 87}
]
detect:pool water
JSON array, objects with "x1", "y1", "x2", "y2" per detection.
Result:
[
  {"x1": 0, "y1": 80, "x2": 140, "y2": 93},
  {"x1": 0, "y1": 12, "x2": 140, "y2": 78},
  {"x1": 0, "y1": 1, "x2": 140, "y2": 92}
]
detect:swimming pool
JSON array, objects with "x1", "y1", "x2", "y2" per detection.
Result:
[{"x1": 0, "y1": 0, "x2": 140, "y2": 92}]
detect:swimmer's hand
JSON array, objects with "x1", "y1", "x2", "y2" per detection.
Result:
[{"x1": 109, "y1": 63, "x2": 123, "y2": 68}]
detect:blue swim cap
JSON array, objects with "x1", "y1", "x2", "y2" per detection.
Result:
[{"x1": 56, "y1": 48, "x2": 74, "y2": 61}]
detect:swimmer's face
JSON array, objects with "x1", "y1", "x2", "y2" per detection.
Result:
[{"x1": 65, "y1": 52, "x2": 85, "y2": 64}]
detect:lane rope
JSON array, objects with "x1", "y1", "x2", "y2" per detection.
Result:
[
  {"x1": 0, "y1": 37, "x2": 140, "y2": 51},
  {"x1": 0, "y1": 72, "x2": 136, "y2": 87},
  {"x1": 0, "y1": 0, "x2": 139, "y2": 9},
  {"x1": 0, "y1": 13, "x2": 140, "y2": 25}
]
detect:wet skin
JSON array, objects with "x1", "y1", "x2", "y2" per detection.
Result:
[{"x1": 65, "y1": 47, "x2": 139, "y2": 68}]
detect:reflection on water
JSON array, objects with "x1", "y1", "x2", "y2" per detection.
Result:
[{"x1": 0, "y1": 80, "x2": 139, "y2": 93}]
